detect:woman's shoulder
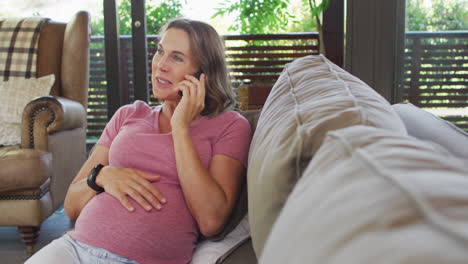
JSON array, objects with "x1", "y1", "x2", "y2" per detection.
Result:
[
  {"x1": 216, "y1": 110, "x2": 246, "y2": 120},
  {"x1": 116, "y1": 100, "x2": 159, "y2": 118},
  {"x1": 206, "y1": 110, "x2": 251, "y2": 134},
  {"x1": 206, "y1": 111, "x2": 252, "y2": 149},
  {"x1": 211, "y1": 111, "x2": 249, "y2": 125},
  {"x1": 131, "y1": 100, "x2": 156, "y2": 111}
]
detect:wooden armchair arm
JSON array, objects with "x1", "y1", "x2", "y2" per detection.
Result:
[{"x1": 20, "y1": 95, "x2": 86, "y2": 151}]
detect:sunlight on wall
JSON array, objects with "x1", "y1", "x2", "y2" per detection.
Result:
[
  {"x1": 1, "y1": 0, "x2": 239, "y2": 34},
  {"x1": 1, "y1": 0, "x2": 102, "y2": 22}
]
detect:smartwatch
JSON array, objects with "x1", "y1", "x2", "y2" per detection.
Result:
[{"x1": 87, "y1": 164, "x2": 105, "y2": 194}]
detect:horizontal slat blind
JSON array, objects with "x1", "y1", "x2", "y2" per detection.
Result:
[
  {"x1": 87, "y1": 31, "x2": 468, "y2": 143},
  {"x1": 403, "y1": 31, "x2": 468, "y2": 131}
]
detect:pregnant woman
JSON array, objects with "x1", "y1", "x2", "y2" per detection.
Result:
[{"x1": 26, "y1": 18, "x2": 252, "y2": 264}]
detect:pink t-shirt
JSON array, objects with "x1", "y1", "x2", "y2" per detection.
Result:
[{"x1": 68, "y1": 100, "x2": 252, "y2": 264}]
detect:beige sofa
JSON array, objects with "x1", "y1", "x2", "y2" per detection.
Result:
[{"x1": 217, "y1": 55, "x2": 468, "y2": 263}]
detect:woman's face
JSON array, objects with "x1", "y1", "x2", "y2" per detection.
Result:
[{"x1": 151, "y1": 28, "x2": 199, "y2": 101}]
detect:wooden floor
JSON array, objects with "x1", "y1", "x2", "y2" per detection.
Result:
[{"x1": 0, "y1": 206, "x2": 73, "y2": 263}]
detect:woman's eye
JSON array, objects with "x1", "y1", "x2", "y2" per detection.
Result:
[
  {"x1": 174, "y1": 55, "x2": 183, "y2": 62},
  {"x1": 156, "y1": 48, "x2": 163, "y2": 55}
]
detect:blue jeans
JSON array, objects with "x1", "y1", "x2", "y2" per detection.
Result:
[{"x1": 25, "y1": 234, "x2": 140, "y2": 264}]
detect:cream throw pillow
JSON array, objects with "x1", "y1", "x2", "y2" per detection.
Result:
[
  {"x1": 0, "y1": 74, "x2": 55, "y2": 145},
  {"x1": 393, "y1": 102, "x2": 468, "y2": 160},
  {"x1": 247, "y1": 55, "x2": 407, "y2": 256},
  {"x1": 191, "y1": 214, "x2": 251, "y2": 264},
  {"x1": 260, "y1": 125, "x2": 468, "y2": 264}
]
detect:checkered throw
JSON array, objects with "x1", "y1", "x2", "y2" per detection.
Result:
[{"x1": 0, "y1": 17, "x2": 49, "y2": 81}]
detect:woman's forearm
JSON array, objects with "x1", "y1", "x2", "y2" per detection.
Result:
[
  {"x1": 64, "y1": 145, "x2": 110, "y2": 220},
  {"x1": 64, "y1": 178, "x2": 97, "y2": 220},
  {"x1": 172, "y1": 128, "x2": 231, "y2": 236}
]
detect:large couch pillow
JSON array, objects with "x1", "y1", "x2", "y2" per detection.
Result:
[
  {"x1": 260, "y1": 125, "x2": 468, "y2": 264},
  {"x1": 247, "y1": 55, "x2": 407, "y2": 256},
  {"x1": 393, "y1": 102, "x2": 468, "y2": 160},
  {"x1": 0, "y1": 74, "x2": 55, "y2": 146}
]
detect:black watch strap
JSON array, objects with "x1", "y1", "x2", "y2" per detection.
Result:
[{"x1": 87, "y1": 164, "x2": 105, "y2": 194}]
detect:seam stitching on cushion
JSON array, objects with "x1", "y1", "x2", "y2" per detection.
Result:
[
  {"x1": 354, "y1": 148, "x2": 468, "y2": 247},
  {"x1": 320, "y1": 54, "x2": 357, "y2": 105},
  {"x1": 286, "y1": 63, "x2": 304, "y2": 180},
  {"x1": 327, "y1": 131, "x2": 354, "y2": 155},
  {"x1": 319, "y1": 54, "x2": 367, "y2": 125},
  {"x1": 0, "y1": 187, "x2": 49, "y2": 200},
  {"x1": 29, "y1": 106, "x2": 55, "y2": 148}
]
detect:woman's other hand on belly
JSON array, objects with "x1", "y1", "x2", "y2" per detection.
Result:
[{"x1": 96, "y1": 166, "x2": 167, "y2": 212}]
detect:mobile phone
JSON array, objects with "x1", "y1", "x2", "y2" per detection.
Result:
[
  {"x1": 178, "y1": 70, "x2": 203, "y2": 97},
  {"x1": 193, "y1": 70, "x2": 202, "y2": 80}
]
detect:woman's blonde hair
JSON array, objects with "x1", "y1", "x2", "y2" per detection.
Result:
[{"x1": 159, "y1": 18, "x2": 235, "y2": 117}]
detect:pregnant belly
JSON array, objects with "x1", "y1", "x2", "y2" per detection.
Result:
[{"x1": 70, "y1": 183, "x2": 198, "y2": 263}]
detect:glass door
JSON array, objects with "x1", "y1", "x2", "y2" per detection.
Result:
[{"x1": 402, "y1": 0, "x2": 468, "y2": 131}]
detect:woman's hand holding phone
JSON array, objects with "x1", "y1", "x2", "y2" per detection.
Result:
[
  {"x1": 178, "y1": 70, "x2": 202, "y2": 97},
  {"x1": 171, "y1": 72, "x2": 206, "y2": 131}
]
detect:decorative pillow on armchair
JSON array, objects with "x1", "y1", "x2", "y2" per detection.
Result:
[{"x1": 0, "y1": 74, "x2": 55, "y2": 145}]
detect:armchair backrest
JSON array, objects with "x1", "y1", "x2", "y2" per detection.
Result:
[{"x1": 36, "y1": 11, "x2": 90, "y2": 109}]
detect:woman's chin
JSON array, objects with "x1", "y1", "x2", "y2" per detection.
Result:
[{"x1": 153, "y1": 89, "x2": 180, "y2": 101}]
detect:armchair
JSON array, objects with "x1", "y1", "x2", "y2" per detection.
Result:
[{"x1": 0, "y1": 11, "x2": 90, "y2": 255}]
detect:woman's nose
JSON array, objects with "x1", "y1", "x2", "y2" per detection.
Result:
[{"x1": 155, "y1": 55, "x2": 169, "y2": 71}]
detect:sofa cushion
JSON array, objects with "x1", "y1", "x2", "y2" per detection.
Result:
[
  {"x1": 247, "y1": 55, "x2": 407, "y2": 256},
  {"x1": 0, "y1": 74, "x2": 55, "y2": 146},
  {"x1": 217, "y1": 238, "x2": 257, "y2": 264},
  {"x1": 392, "y1": 102, "x2": 468, "y2": 160},
  {"x1": 191, "y1": 214, "x2": 251, "y2": 264},
  {"x1": 260, "y1": 125, "x2": 468, "y2": 264},
  {"x1": 0, "y1": 146, "x2": 52, "y2": 192}
]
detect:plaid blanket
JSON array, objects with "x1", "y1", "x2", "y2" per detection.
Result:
[{"x1": 0, "y1": 17, "x2": 49, "y2": 81}]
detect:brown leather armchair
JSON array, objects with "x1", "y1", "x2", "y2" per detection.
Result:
[{"x1": 0, "y1": 11, "x2": 90, "y2": 255}]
